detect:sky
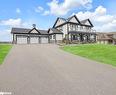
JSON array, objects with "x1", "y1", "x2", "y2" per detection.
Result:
[{"x1": 0, "y1": 0, "x2": 116, "y2": 41}]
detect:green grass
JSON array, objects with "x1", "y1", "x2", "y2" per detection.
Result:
[
  {"x1": 0, "y1": 44, "x2": 12, "y2": 64},
  {"x1": 62, "y1": 44, "x2": 116, "y2": 66}
]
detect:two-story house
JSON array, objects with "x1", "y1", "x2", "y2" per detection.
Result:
[
  {"x1": 11, "y1": 15, "x2": 96, "y2": 44},
  {"x1": 51, "y1": 15, "x2": 96, "y2": 43}
]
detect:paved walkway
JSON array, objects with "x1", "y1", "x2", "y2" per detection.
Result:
[{"x1": 0, "y1": 44, "x2": 116, "y2": 95}]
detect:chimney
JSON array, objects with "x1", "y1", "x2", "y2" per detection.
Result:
[{"x1": 32, "y1": 24, "x2": 36, "y2": 28}]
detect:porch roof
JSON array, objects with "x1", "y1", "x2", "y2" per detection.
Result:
[{"x1": 68, "y1": 31, "x2": 96, "y2": 35}]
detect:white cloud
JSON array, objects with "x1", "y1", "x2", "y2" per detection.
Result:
[
  {"x1": 75, "y1": 6, "x2": 116, "y2": 32},
  {"x1": 0, "y1": 18, "x2": 24, "y2": 27},
  {"x1": 16, "y1": 8, "x2": 21, "y2": 14},
  {"x1": 42, "y1": 10, "x2": 50, "y2": 16},
  {"x1": 35, "y1": 6, "x2": 44, "y2": 13},
  {"x1": 47, "y1": 0, "x2": 92, "y2": 16}
]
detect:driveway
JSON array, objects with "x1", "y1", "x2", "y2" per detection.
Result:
[{"x1": 0, "y1": 44, "x2": 116, "y2": 95}]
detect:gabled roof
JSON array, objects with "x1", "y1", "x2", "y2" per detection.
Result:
[
  {"x1": 11, "y1": 27, "x2": 48, "y2": 34},
  {"x1": 48, "y1": 28, "x2": 63, "y2": 34},
  {"x1": 28, "y1": 28, "x2": 41, "y2": 34},
  {"x1": 67, "y1": 15, "x2": 80, "y2": 23},
  {"x1": 80, "y1": 19, "x2": 93, "y2": 27},
  {"x1": 53, "y1": 17, "x2": 67, "y2": 28},
  {"x1": 53, "y1": 15, "x2": 81, "y2": 28}
]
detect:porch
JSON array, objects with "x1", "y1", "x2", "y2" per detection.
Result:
[{"x1": 68, "y1": 31, "x2": 96, "y2": 43}]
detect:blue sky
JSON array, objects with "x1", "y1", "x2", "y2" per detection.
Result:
[{"x1": 0, "y1": 0, "x2": 116, "y2": 41}]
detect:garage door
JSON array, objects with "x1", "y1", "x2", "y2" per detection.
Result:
[
  {"x1": 41, "y1": 37, "x2": 48, "y2": 44},
  {"x1": 30, "y1": 37, "x2": 39, "y2": 44},
  {"x1": 17, "y1": 36, "x2": 27, "y2": 44}
]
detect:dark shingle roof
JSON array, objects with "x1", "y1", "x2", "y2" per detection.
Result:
[
  {"x1": 39, "y1": 30, "x2": 48, "y2": 34},
  {"x1": 80, "y1": 19, "x2": 93, "y2": 27},
  {"x1": 11, "y1": 28, "x2": 31, "y2": 33},
  {"x1": 11, "y1": 28, "x2": 48, "y2": 34},
  {"x1": 80, "y1": 19, "x2": 88, "y2": 24}
]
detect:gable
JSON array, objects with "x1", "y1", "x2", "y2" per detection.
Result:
[
  {"x1": 68, "y1": 16, "x2": 80, "y2": 24},
  {"x1": 81, "y1": 19, "x2": 93, "y2": 27},
  {"x1": 85, "y1": 20, "x2": 91, "y2": 26},
  {"x1": 49, "y1": 29, "x2": 53, "y2": 34},
  {"x1": 53, "y1": 18, "x2": 66, "y2": 28},
  {"x1": 29, "y1": 28, "x2": 40, "y2": 34},
  {"x1": 30, "y1": 29, "x2": 38, "y2": 33}
]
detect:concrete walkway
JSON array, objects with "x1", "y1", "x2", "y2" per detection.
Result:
[{"x1": 0, "y1": 44, "x2": 116, "y2": 95}]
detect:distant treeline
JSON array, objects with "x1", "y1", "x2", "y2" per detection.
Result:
[{"x1": 0, "y1": 41, "x2": 12, "y2": 44}]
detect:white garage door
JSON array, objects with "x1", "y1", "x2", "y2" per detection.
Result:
[
  {"x1": 41, "y1": 37, "x2": 48, "y2": 44},
  {"x1": 17, "y1": 36, "x2": 27, "y2": 44},
  {"x1": 30, "y1": 37, "x2": 39, "y2": 44}
]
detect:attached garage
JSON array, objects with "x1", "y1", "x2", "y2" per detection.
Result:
[
  {"x1": 11, "y1": 27, "x2": 63, "y2": 44},
  {"x1": 17, "y1": 36, "x2": 27, "y2": 44}
]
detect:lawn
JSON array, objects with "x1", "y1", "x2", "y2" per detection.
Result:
[
  {"x1": 62, "y1": 44, "x2": 116, "y2": 66},
  {"x1": 0, "y1": 44, "x2": 12, "y2": 64}
]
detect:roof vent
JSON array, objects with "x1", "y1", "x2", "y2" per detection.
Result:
[{"x1": 32, "y1": 24, "x2": 36, "y2": 28}]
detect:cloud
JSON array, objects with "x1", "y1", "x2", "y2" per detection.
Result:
[
  {"x1": 0, "y1": 18, "x2": 36, "y2": 41},
  {"x1": 42, "y1": 10, "x2": 50, "y2": 16},
  {"x1": 47, "y1": 0, "x2": 92, "y2": 16},
  {"x1": 75, "y1": 6, "x2": 116, "y2": 32},
  {"x1": 16, "y1": 8, "x2": 21, "y2": 14},
  {"x1": 35, "y1": 6, "x2": 44, "y2": 13},
  {"x1": 0, "y1": 18, "x2": 24, "y2": 27}
]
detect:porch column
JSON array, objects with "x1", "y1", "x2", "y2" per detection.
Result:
[
  {"x1": 70, "y1": 34, "x2": 73, "y2": 42},
  {"x1": 94, "y1": 34, "x2": 96, "y2": 42},
  {"x1": 80, "y1": 33, "x2": 84, "y2": 42},
  {"x1": 87, "y1": 34, "x2": 90, "y2": 42}
]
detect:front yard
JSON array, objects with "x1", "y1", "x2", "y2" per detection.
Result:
[
  {"x1": 62, "y1": 44, "x2": 116, "y2": 66},
  {"x1": 0, "y1": 44, "x2": 12, "y2": 64}
]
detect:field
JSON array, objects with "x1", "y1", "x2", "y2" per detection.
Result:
[
  {"x1": 62, "y1": 44, "x2": 116, "y2": 66},
  {"x1": 0, "y1": 44, "x2": 12, "y2": 64}
]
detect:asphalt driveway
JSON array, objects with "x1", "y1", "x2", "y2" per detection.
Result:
[{"x1": 0, "y1": 44, "x2": 116, "y2": 95}]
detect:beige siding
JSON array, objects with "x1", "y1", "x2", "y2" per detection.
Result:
[
  {"x1": 30, "y1": 29, "x2": 38, "y2": 33},
  {"x1": 56, "y1": 34, "x2": 63, "y2": 40},
  {"x1": 55, "y1": 19, "x2": 65, "y2": 27},
  {"x1": 68, "y1": 17, "x2": 79, "y2": 23},
  {"x1": 85, "y1": 21, "x2": 91, "y2": 26}
]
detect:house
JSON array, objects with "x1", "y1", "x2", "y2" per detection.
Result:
[
  {"x1": 97, "y1": 32, "x2": 116, "y2": 44},
  {"x1": 52, "y1": 15, "x2": 96, "y2": 43},
  {"x1": 11, "y1": 15, "x2": 96, "y2": 44}
]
